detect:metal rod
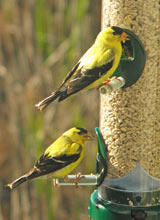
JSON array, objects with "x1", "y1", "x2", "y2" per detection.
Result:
[
  {"x1": 99, "y1": 76, "x2": 125, "y2": 94},
  {"x1": 56, "y1": 175, "x2": 99, "y2": 186}
]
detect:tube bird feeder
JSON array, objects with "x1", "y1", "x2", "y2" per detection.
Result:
[{"x1": 89, "y1": 0, "x2": 160, "y2": 219}]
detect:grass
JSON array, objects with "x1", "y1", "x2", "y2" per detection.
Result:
[{"x1": 0, "y1": 0, "x2": 101, "y2": 219}]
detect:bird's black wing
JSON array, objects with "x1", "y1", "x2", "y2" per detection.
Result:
[
  {"x1": 57, "y1": 62, "x2": 80, "y2": 90},
  {"x1": 35, "y1": 146, "x2": 82, "y2": 176},
  {"x1": 58, "y1": 59, "x2": 113, "y2": 101}
]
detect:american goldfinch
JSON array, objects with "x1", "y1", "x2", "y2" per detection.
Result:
[
  {"x1": 36, "y1": 26, "x2": 128, "y2": 110},
  {"x1": 6, "y1": 127, "x2": 91, "y2": 190}
]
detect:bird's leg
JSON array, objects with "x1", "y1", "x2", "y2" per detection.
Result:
[
  {"x1": 97, "y1": 79, "x2": 112, "y2": 91},
  {"x1": 64, "y1": 176, "x2": 70, "y2": 182},
  {"x1": 64, "y1": 173, "x2": 84, "y2": 187},
  {"x1": 74, "y1": 172, "x2": 84, "y2": 188},
  {"x1": 97, "y1": 76, "x2": 118, "y2": 90},
  {"x1": 97, "y1": 76, "x2": 125, "y2": 94},
  {"x1": 110, "y1": 76, "x2": 122, "y2": 82}
]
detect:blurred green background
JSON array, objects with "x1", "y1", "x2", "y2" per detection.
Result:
[{"x1": 0, "y1": 0, "x2": 101, "y2": 219}]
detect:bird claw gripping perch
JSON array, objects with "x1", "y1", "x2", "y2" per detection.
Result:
[
  {"x1": 63, "y1": 173, "x2": 84, "y2": 188},
  {"x1": 55, "y1": 127, "x2": 108, "y2": 187},
  {"x1": 98, "y1": 76, "x2": 126, "y2": 94}
]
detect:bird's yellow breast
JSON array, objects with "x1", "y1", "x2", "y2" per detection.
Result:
[{"x1": 87, "y1": 44, "x2": 122, "y2": 89}]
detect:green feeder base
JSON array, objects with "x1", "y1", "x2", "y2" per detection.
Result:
[{"x1": 89, "y1": 190, "x2": 160, "y2": 220}]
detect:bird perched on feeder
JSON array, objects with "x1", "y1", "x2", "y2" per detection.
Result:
[
  {"x1": 6, "y1": 127, "x2": 91, "y2": 190},
  {"x1": 35, "y1": 26, "x2": 129, "y2": 110}
]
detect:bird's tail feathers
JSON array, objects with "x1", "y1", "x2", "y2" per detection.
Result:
[
  {"x1": 5, "y1": 167, "x2": 41, "y2": 190},
  {"x1": 6, "y1": 175, "x2": 28, "y2": 190},
  {"x1": 35, "y1": 90, "x2": 62, "y2": 111}
]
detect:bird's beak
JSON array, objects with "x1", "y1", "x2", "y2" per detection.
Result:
[
  {"x1": 120, "y1": 32, "x2": 129, "y2": 43},
  {"x1": 84, "y1": 132, "x2": 93, "y2": 140}
]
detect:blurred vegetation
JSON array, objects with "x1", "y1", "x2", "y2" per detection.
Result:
[{"x1": 0, "y1": 0, "x2": 101, "y2": 219}]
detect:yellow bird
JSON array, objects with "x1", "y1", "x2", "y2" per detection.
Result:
[
  {"x1": 36, "y1": 26, "x2": 128, "y2": 110},
  {"x1": 6, "y1": 127, "x2": 91, "y2": 190}
]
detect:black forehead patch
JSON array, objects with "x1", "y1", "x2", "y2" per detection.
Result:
[
  {"x1": 76, "y1": 127, "x2": 88, "y2": 135},
  {"x1": 111, "y1": 26, "x2": 123, "y2": 35}
]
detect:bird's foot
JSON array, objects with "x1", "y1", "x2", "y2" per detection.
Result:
[
  {"x1": 64, "y1": 176, "x2": 70, "y2": 182},
  {"x1": 97, "y1": 76, "x2": 125, "y2": 94},
  {"x1": 64, "y1": 173, "x2": 84, "y2": 188},
  {"x1": 74, "y1": 172, "x2": 84, "y2": 188},
  {"x1": 97, "y1": 79, "x2": 110, "y2": 88},
  {"x1": 97, "y1": 79, "x2": 113, "y2": 94}
]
